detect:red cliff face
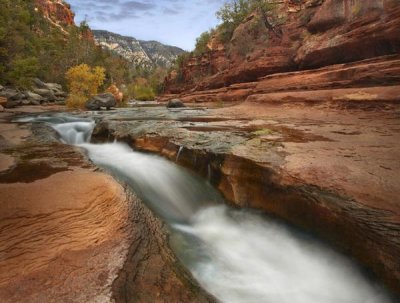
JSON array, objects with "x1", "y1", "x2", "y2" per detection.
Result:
[
  {"x1": 34, "y1": 0, "x2": 75, "y2": 27},
  {"x1": 163, "y1": 0, "x2": 400, "y2": 100}
]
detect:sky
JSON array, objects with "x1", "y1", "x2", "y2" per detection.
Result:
[{"x1": 67, "y1": 0, "x2": 227, "y2": 50}]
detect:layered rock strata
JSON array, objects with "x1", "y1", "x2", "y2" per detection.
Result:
[
  {"x1": 91, "y1": 104, "x2": 400, "y2": 296},
  {"x1": 163, "y1": 0, "x2": 400, "y2": 104},
  {"x1": 0, "y1": 108, "x2": 212, "y2": 302}
]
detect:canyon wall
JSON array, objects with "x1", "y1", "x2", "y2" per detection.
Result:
[{"x1": 163, "y1": 0, "x2": 400, "y2": 103}]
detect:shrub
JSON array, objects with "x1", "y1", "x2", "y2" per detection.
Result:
[
  {"x1": 125, "y1": 82, "x2": 155, "y2": 101},
  {"x1": 66, "y1": 93, "x2": 86, "y2": 109},
  {"x1": 65, "y1": 64, "x2": 105, "y2": 108},
  {"x1": 194, "y1": 30, "x2": 212, "y2": 56},
  {"x1": 65, "y1": 64, "x2": 105, "y2": 97},
  {"x1": 7, "y1": 56, "x2": 39, "y2": 88},
  {"x1": 133, "y1": 85, "x2": 155, "y2": 101}
]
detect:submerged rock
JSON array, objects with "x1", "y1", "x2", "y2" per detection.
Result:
[{"x1": 85, "y1": 93, "x2": 116, "y2": 110}]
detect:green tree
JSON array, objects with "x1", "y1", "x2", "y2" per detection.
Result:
[
  {"x1": 194, "y1": 30, "x2": 212, "y2": 56},
  {"x1": 216, "y1": 0, "x2": 275, "y2": 43}
]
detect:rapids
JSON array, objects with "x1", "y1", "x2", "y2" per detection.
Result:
[{"x1": 22, "y1": 114, "x2": 394, "y2": 303}]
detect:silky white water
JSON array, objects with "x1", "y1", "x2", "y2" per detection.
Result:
[{"x1": 28, "y1": 115, "x2": 393, "y2": 303}]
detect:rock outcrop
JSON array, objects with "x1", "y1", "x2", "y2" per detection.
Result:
[
  {"x1": 0, "y1": 79, "x2": 67, "y2": 108},
  {"x1": 163, "y1": 0, "x2": 400, "y2": 103},
  {"x1": 34, "y1": 0, "x2": 75, "y2": 27},
  {"x1": 0, "y1": 108, "x2": 213, "y2": 302},
  {"x1": 90, "y1": 104, "x2": 400, "y2": 296}
]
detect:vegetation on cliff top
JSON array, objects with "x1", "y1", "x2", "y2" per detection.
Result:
[{"x1": 171, "y1": 0, "x2": 276, "y2": 82}]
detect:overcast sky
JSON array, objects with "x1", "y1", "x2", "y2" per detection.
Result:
[{"x1": 67, "y1": 0, "x2": 226, "y2": 50}]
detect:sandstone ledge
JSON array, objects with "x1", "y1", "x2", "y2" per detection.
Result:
[
  {"x1": 92, "y1": 104, "x2": 400, "y2": 296},
  {"x1": 0, "y1": 112, "x2": 212, "y2": 302}
]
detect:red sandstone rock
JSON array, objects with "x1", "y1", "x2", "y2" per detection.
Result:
[
  {"x1": 34, "y1": 0, "x2": 75, "y2": 26},
  {"x1": 164, "y1": 0, "x2": 400, "y2": 98}
]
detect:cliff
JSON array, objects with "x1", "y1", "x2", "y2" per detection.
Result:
[
  {"x1": 163, "y1": 0, "x2": 400, "y2": 103},
  {"x1": 34, "y1": 0, "x2": 75, "y2": 27}
]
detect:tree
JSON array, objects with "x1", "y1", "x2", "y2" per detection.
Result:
[
  {"x1": 65, "y1": 64, "x2": 105, "y2": 108},
  {"x1": 216, "y1": 0, "x2": 277, "y2": 43},
  {"x1": 194, "y1": 30, "x2": 212, "y2": 56}
]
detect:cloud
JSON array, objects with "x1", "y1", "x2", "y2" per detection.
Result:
[{"x1": 67, "y1": 0, "x2": 227, "y2": 50}]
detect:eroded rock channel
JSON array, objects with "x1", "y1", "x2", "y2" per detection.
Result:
[{"x1": 1, "y1": 103, "x2": 399, "y2": 302}]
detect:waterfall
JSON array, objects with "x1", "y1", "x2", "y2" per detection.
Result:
[
  {"x1": 22, "y1": 113, "x2": 394, "y2": 303},
  {"x1": 52, "y1": 121, "x2": 95, "y2": 145},
  {"x1": 176, "y1": 145, "x2": 183, "y2": 162}
]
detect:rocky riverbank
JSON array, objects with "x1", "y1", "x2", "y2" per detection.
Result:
[
  {"x1": 90, "y1": 101, "x2": 400, "y2": 297},
  {"x1": 0, "y1": 79, "x2": 67, "y2": 109},
  {"x1": 0, "y1": 107, "x2": 212, "y2": 302}
]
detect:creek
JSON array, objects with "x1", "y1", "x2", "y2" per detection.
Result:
[{"x1": 20, "y1": 113, "x2": 393, "y2": 303}]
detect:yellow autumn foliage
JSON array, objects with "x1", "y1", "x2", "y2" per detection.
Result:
[
  {"x1": 66, "y1": 64, "x2": 105, "y2": 97},
  {"x1": 65, "y1": 64, "x2": 106, "y2": 108}
]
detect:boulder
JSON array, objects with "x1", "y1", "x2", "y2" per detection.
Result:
[
  {"x1": 25, "y1": 91, "x2": 44, "y2": 103},
  {"x1": 5, "y1": 99, "x2": 22, "y2": 109},
  {"x1": 54, "y1": 90, "x2": 68, "y2": 98},
  {"x1": 0, "y1": 97, "x2": 6, "y2": 107},
  {"x1": 46, "y1": 83, "x2": 63, "y2": 91},
  {"x1": 31, "y1": 100, "x2": 41, "y2": 106},
  {"x1": 33, "y1": 88, "x2": 56, "y2": 102},
  {"x1": 0, "y1": 85, "x2": 4, "y2": 91},
  {"x1": 85, "y1": 93, "x2": 116, "y2": 110},
  {"x1": 166, "y1": 99, "x2": 185, "y2": 108},
  {"x1": 33, "y1": 78, "x2": 47, "y2": 89},
  {"x1": 0, "y1": 105, "x2": 4, "y2": 112},
  {"x1": 0, "y1": 88, "x2": 22, "y2": 101}
]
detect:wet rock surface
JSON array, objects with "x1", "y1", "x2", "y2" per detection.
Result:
[
  {"x1": 0, "y1": 108, "x2": 212, "y2": 302},
  {"x1": 90, "y1": 103, "x2": 400, "y2": 296}
]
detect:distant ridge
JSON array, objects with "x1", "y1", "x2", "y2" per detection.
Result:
[{"x1": 92, "y1": 30, "x2": 185, "y2": 69}]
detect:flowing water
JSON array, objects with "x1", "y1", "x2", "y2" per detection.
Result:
[{"x1": 21, "y1": 114, "x2": 394, "y2": 303}]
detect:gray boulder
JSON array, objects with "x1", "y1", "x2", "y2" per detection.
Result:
[
  {"x1": 5, "y1": 99, "x2": 22, "y2": 108},
  {"x1": 0, "y1": 88, "x2": 21, "y2": 101},
  {"x1": 85, "y1": 93, "x2": 116, "y2": 110},
  {"x1": 33, "y1": 79, "x2": 67, "y2": 101},
  {"x1": 54, "y1": 90, "x2": 67, "y2": 98},
  {"x1": 0, "y1": 85, "x2": 4, "y2": 91},
  {"x1": 0, "y1": 105, "x2": 4, "y2": 112},
  {"x1": 25, "y1": 91, "x2": 44, "y2": 102},
  {"x1": 167, "y1": 99, "x2": 185, "y2": 108},
  {"x1": 33, "y1": 78, "x2": 47, "y2": 89},
  {"x1": 33, "y1": 88, "x2": 56, "y2": 102},
  {"x1": 46, "y1": 82, "x2": 63, "y2": 91}
]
